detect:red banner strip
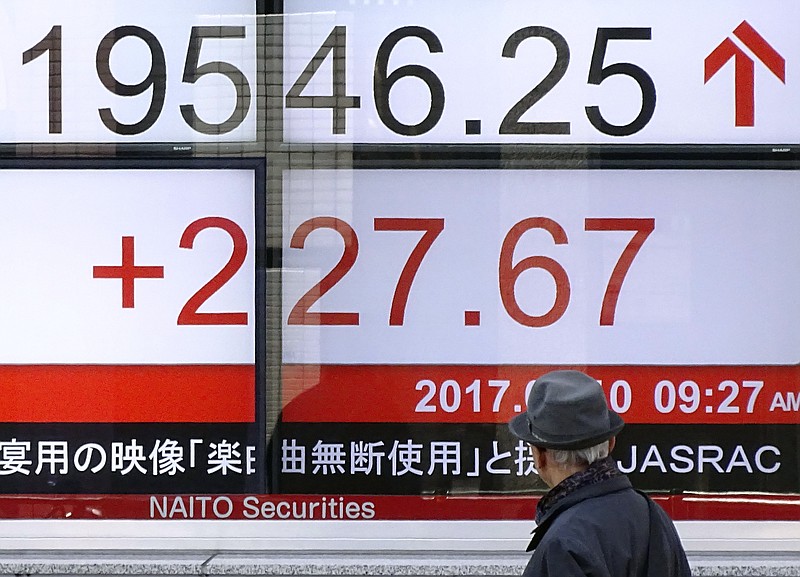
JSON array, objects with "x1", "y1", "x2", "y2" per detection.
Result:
[
  {"x1": 0, "y1": 365, "x2": 255, "y2": 422},
  {"x1": 0, "y1": 493, "x2": 796, "y2": 521},
  {"x1": 282, "y1": 364, "x2": 800, "y2": 424}
]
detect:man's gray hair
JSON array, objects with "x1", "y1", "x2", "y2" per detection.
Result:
[{"x1": 548, "y1": 440, "x2": 610, "y2": 467}]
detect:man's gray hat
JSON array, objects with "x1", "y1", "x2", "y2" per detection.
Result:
[{"x1": 508, "y1": 370, "x2": 624, "y2": 449}]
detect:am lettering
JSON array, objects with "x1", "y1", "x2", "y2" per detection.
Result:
[{"x1": 769, "y1": 391, "x2": 800, "y2": 412}]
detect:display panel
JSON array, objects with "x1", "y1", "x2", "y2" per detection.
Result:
[
  {"x1": 0, "y1": 160, "x2": 264, "y2": 499},
  {"x1": 0, "y1": 0, "x2": 257, "y2": 144},
  {"x1": 278, "y1": 166, "x2": 800, "y2": 517},
  {"x1": 283, "y1": 0, "x2": 798, "y2": 145},
  {"x1": 0, "y1": 2, "x2": 795, "y2": 541}
]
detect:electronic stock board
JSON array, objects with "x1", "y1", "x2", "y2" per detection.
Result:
[{"x1": 0, "y1": 0, "x2": 797, "y2": 526}]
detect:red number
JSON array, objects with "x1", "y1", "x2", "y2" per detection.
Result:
[
  {"x1": 499, "y1": 217, "x2": 570, "y2": 327},
  {"x1": 178, "y1": 217, "x2": 248, "y2": 326},
  {"x1": 585, "y1": 217, "x2": 655, "y2": 325},
  {"x1": 374, "y1": 217, "x2": 444, "y2": 326},
  {"x1": 287, "y1": 216, "x2": 359, "y2": 325}
]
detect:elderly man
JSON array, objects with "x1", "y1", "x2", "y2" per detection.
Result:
[{"x1": 508, "y1": 370, "x2": 691, "y2": 577}]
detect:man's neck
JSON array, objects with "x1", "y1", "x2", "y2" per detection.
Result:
[{"x1": 545, "y1": 463, "x2": 587, "y2": 488}]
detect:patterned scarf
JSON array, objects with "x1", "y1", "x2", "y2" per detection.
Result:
[{"x1": 535, "y1": 455, "x2": 621, "y2": 524}]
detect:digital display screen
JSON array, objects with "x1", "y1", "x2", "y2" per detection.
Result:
[
  {"x1": 0, "y1": 0, "x2": 257, "y2": 143},
  {"x1": 0, "y1": 0, "x2": 796, "y2": 531},
  {"x1": 277, "y1": 166, "x2": 800, "y2": 511},
  {"x1": 283, "y1": 0, "x2": 799, "y2": 145},
  {"x1": 0, "y1": 160, "x2": 265, "y2": 497}
]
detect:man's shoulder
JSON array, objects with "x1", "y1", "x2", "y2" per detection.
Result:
[
  {"x1": 551, "y1": 481, "x2": 647, "y2": 528},
  {"x1": 528, "y1": 475, "x2": 646, "y2": 550},
  {"x1": 525, "y1": 489, "x2": 652, "y2": 577},
  {"x1": 546, "y1": 474, "x2": 641, "y2": 520}
]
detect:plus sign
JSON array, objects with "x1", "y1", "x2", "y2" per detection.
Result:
[{"x1": 93, "y1": 236, "x2": 165, "y2": 308}]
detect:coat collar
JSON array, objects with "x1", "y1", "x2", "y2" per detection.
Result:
[
  {"x1": 535, "y1": 456, "x2": 620, "y2": 523},
  {"x1": 526, "y1": 474, "x2": 633, "y2": 552}
]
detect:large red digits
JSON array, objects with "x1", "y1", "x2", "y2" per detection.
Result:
[
  {"x1": 585, "y1": 217, "x2": 655, "y2": 325},
  {"x1": 178, "y1": 217, "x2": 248, "y2": 325},
  {"x1": 287, "y1": 216, "x2": 360, "y2": 325},
  {"x1": 374, "y1": 217, "x2": 444, "y2": 326},
  {"x1": 499, "y1": 217, "x2": 570, "y2": 327}
]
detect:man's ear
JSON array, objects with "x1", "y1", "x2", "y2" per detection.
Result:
[
  {"x1": 532, "y1": 445, "x2": 546, "y2": 470},
  {"x1": 608, "y1": 437, "x2": 616, "y2": 453}
]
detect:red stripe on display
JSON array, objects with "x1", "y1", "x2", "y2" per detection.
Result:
[
  {"x1": 0, "y1": 365, "x2": 255, "y2": 422},
  {"x1": 0, "y1": 493, "x2": 796, "y2": 520},
  {"x1": 282, "y1": 364, "x2": 800, "y2": 424}
]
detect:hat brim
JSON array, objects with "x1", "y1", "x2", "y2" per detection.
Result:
[
  {"x1": 508, "y1": 410, "x2": 625, "y2": 450},
  {"x1": 508, "y1": 412, "x2": 538, "y2": 444}
]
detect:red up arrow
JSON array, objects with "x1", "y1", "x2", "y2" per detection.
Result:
[{"x1": 704, "y1": 20, "x2": 785, "y2": 127}]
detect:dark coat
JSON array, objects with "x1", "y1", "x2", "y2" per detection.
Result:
[{"x1": 522, "y1": 475, "x2": 691, "y2": 577}]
